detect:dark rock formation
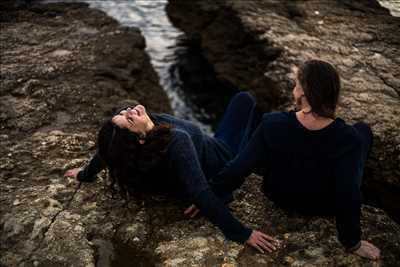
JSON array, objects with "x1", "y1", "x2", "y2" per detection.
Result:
[
  {"x1": 0, "y1": 2, "x2": 171, "y2": 266},
  {"x1": 156, "y1": 175, "x2": 400, "y2": 266},
  {"x1": 167, "y1": 0, "x2": 400, "y2": 223},
  {"x1": 1, "y1": 1, "x2": 399, "y2": 267}
]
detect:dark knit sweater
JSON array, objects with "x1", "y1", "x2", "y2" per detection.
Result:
[
  {"x1": 77, "y1": 114, "x2": 252, "y2": 243},
  {"x1": 210, "y1": 111, "x2": 364, "y2": 249}
]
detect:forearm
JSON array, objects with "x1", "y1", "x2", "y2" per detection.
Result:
[
  {"x1": 194, "y1": 188, "x2": 252, "y2": 243},
  {"x1": 334, "y1": 139, "x2": 363, "y2": 250},
  {"x1": 169, "y1": 131, "x2": 252, "y2": 243},
  {"x1": 335, "y1": 191, "x2": 362, "y2": 249},
  {"x1": 77, "y1": 152, "x2": 106, "y2": 182}
]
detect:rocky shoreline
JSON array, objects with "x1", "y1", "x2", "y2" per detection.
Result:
[
  {"x1": 1, "y1": 1, "x2": 400, "y2": 267},
  {"x1": 0, "y1": 2, "x2": 171, "y2": 266},
  {"x1": 167, "y1": 0, "x2": 400, "y2": 222}
]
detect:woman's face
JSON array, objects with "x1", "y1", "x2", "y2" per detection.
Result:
[{"x1": 112, "y1": 105, "x2": 151, "y2": 136}]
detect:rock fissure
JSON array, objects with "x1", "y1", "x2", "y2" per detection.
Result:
[
  {"x1": 167, "y1": 0, "x2": 400, "y2": 224},
  {"x1": 16, "y1": 183, "x2": 82, "y2": 267},
  {"x1": 1, "y1": 2, "x2": 171, "y2": 266},
  {"x1": 1, "y1": 1, "x2": 400, "y2": 266}
]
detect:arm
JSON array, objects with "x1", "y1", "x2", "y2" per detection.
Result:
[
  {"x1": 210, "y1": 120, "x2": 269, "y2": 197},
  {"x1": 334, "y1": 138, "x2": 363, "y2": 250},
  {"x1": 168, "y1": 131, "x2": 252, "y2": 243},
  {"x1": 76, "y1": 152, "x2": 106, "y2": 182}
]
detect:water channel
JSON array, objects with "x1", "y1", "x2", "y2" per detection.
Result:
[
  {"x1": 38, "y1": 1, "x2": 400, "y2": 265},
  {"x1": 42, "y1": 0, "x2": 400, "y2": 131}
]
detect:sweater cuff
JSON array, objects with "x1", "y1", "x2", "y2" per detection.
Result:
[
  {"x1": 238, "y1": 227, "x2": 253, "y2": 244},
  {"x1": 345, "y1": 241, "x2": 361, "y2": 253},
  {"x1": 76, "y1": 170, "x2": 85, "y2": 182},
  {"x1": 76, "y1": 170, "x2": 96, "y2": 183}
]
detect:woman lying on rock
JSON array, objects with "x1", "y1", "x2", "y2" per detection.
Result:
[
  {"x1": 188, "y1": 59, "x2": 380, "y2": 259},
  {"x1": 64, "y1": 91, "x2": 280, "y2": 253}
]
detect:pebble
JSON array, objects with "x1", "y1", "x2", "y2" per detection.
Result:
[
  {"x1": 50, "y1": 49, "x2": 72, "y2": 57},
  {"x1": 284, "y1": 256, "x2": 295, "y2": 265},
  {"x1": 284, "y1": 233, "x2": 290, "y2": 239}
]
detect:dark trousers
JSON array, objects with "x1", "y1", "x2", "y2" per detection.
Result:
[
  {"x1": 214, "y1": 92, "x2": 262, "y2": 156},
  {"x1": 213, "y1": 92, "x2": 261, "y2": 203}
]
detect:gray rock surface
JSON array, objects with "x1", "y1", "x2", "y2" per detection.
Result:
[
  {"x1": 167, "y1": 0, "x2": 400, "y2": 222},
  {"x1": 1, "y1": 1, "x2": 400, "y2": 267},
  {"x1": 0, "y1": 2, "x2": 171, "y2": 266}
]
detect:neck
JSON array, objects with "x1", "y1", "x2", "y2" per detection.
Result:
[
  {"x1": 298, "y1": 101, "x2": 331, "y2": 119},
  {"x1": 299, "y1": 103, "x2": 314, "y2": 117},
  {"x1": 296, "y1": 104, "x2": 334, "y2": 131},
  {"x1": 144, "y1": 118, "x2": 155, "y2": 134}
]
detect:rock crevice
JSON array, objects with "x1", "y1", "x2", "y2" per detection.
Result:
[
  {"x1": 167, "y1": 0, "x2": 400, "y2": 223},
  {"x1": 0, "y1": 2, "x2": 169, "y2": 266},
  {"x1": 1, "y1": 1, "x2": 400, "y2": 266}
]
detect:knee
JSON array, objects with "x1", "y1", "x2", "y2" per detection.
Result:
[{"x1": 232, "y1": 91, "x2": 256, "y2": 105}]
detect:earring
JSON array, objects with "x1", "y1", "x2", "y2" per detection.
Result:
[{"x1": 139, "y1": 133, "x2": 146, "y2": 140}]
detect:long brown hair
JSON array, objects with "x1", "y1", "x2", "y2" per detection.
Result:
[
  {"x1": 297, "y1": 60, "x2": 341, "y2": 119},
  {"x1": 97, "y1": 118, "x2": 171, "y2": 199}
]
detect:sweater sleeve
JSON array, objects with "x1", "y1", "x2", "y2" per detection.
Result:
[
  {"x1": 77, "y1": 152, "x2": 106, "y2": 182},
  {"x1": 334, "y1": 134, "x2": 363, "y2": 249},
  {"x1": 167, "y1": 130, "x2": 252, "y2": 243},
  {"x1": 209, "y1": 120, "x2": 269, "y2": 198}
]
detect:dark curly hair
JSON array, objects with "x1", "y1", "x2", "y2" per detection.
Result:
[
  {"x1": 297, "y1": 60, "x2": 341, "y2": 119},
  {"x1": 97, "y1": 117, "x2": 171, "y2": 199}
]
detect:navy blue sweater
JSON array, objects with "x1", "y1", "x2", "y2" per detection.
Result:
[
  {"x1": 210, "y1": 111, "x2": 364, "y2": 249},
  {"x1": 77, "y1": 114, "x2": 252, "y2": 243}
]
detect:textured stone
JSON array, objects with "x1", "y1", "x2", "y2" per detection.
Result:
[
  {"x1": 1, "y1": 1, "x2": 400, "y2": 266},
  {"x1": 0, "y1": 2, "x2": 170, "y2": 266},
  {"x1": 167, "y1": 0, "x2": 400, "y2": 223}
]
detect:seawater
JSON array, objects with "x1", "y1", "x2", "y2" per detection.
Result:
[
  {"x1": 43, "y1": 0, "x2": 213, "y2": 133},
  {"x1": 41, "y1": 0, "x2": 399, "y2": 134}
]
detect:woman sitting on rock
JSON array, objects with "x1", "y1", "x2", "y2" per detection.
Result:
[
  {"x1": 64, "y1": 91, "x2": 280, "y2": 253},
  {"x1": 196, "y1": 59, "x2": 380, "y2": 259}
]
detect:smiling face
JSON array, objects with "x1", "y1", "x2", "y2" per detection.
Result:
[{"x1": 111, "y1": 105, "x2": 154, "y2": 137}]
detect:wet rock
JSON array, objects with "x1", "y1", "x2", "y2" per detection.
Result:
[
  {"x1": 0, "y1": 2, "x2": 171, "y2": 136},
  {"x1": 0, "y1": 2, "x2": 170, "y2": 266},
  {"x1": 1, "y1": 1, "x2": 399, "y2": 266},
  {"x1": 167, "y1": 0, "x2": 400, "y2": 221},
  {"x1": 153, "y1": 175, "x2": 400, "y2": 266}
]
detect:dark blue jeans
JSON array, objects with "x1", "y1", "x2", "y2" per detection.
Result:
[
  {"x1": 214, "y1": 92, "x2": 262, "y2": 156},
  {"x1": 213, "y1": 92, "x2": 261, "y2": 203}
]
